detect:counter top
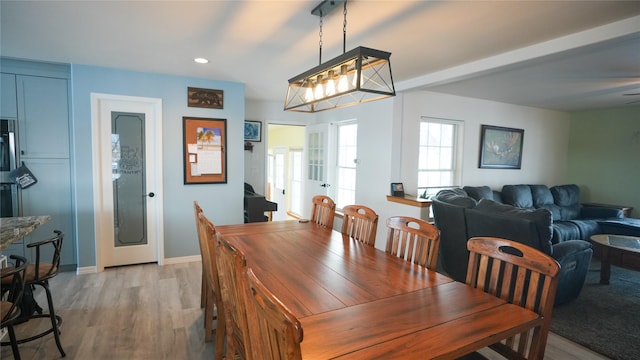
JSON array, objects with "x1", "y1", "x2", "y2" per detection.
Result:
[{"x1": 0, "y1": 215, "x2": 51, "y2": 250}]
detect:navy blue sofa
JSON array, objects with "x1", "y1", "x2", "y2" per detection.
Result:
[{"x1": 463, "y1": 184, "x2": 624, "y2": 243}]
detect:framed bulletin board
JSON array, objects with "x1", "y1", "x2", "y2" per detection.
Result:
[{"x1": 183, "y1": 117, "x2": 227, "y2": 184}]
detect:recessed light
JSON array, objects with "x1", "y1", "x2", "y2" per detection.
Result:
[{"x1": 194, "y1": 58, "x2": 209, "y2": 64}]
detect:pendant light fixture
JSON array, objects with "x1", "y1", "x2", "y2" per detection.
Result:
[{"x1": 284, "y1": 0, "x2": 395, "y2": 112}]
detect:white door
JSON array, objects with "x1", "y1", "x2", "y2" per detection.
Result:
[
  {"x1": 91, "y1": 94, "x2": 164, "y2": 270},
  {"x1": 303, "y1": 123, "x2": 334, "y2": 219}
]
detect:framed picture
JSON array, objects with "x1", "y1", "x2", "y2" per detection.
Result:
[
  {"x1": 183, "y1": 117, "x2": 227, "y2": 184},
  {"x1": 244, "y1": 120, "x2": 262, "y2": 142},
  {"x1": 479, "y1": 125, "x2": 524, "y2": 169},
  {"x1": 187, "y1": 87, "x2": 223, "y2": 109},
  {"x1": 390, "y1": 182, "x2": 405, "y2": 197}
]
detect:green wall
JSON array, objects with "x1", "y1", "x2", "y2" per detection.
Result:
[{"x1": 567, "y1": 106, "x2": 640, "y2": 218}]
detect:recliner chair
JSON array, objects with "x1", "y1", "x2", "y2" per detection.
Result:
[{"x1": 432, "y1": 189, "x2": 593, "y2": 305}]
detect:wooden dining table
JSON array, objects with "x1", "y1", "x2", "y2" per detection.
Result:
[{"x1": 217, "y1": 220, "x2": 542, "y2": 359}]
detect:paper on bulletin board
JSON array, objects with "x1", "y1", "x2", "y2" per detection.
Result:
[{"x1": 187, "y1": 127, "x2": 222, "y2": 176}]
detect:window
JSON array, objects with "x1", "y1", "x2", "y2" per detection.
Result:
[
  {"x1": 335, "y1": 122, "x2": 357, "y2": 209},
  {"x1": 417, "y1": 118, "x2": 463, "y2": 197}
]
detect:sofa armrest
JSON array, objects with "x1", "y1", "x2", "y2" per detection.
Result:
[
  {"x1": 552, "y1": 239, "x2": 592, "y2": 260},
  {"x1": 581, "y1": 206, "x2": 623, "y2": 219},
  {"x1": 551, "y1": 240, "x2": 593, "y2": 305}
]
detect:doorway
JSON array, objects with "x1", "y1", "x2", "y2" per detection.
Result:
[
  {"x1": 91, "y1": 94, "x2": 164, "y2": 271},
  {"x1": 266, "y1": 124, "x2": 304, "y2": 220}
]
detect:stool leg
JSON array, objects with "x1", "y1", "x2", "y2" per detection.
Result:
[
  {"x1": 7, "y1": 324, "x2": 22, "y2": 360},
  {"x1": 42, "y1": 282, "x2": 66, "y2": 357}
]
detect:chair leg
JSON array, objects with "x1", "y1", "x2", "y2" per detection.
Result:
[
  {"x1": 7, "y1": 325, "x2": 22, "y2": 360},
  {"x1": 41, "y1": 282, "x2": 66, "y2": 358},
  {"x1": 204, "y1": 287, "x2": 214, "y2": 342},
  {"x1": 214, "y1": 309, "x2": 226, "y2": 360}
]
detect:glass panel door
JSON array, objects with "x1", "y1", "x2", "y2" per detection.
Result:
[{"x1": 112, "y1": 112, "x2": 147, "y2": 247}]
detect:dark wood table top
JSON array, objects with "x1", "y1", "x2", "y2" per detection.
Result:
[
  {"x1": 217, "y1": 220, "x2": 541, "y2": 359},
  {"x1": 0, "y1": 215, "x2": 51, "y2": 250}
]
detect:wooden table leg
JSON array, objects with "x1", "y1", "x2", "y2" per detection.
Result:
[{"x1": 600, "y1": 248, "x2": 611, "y2": 285}]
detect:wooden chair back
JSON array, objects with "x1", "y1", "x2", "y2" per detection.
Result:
[
  {"x1": 465, "y1": 237, "x2": 560, "y2": 360},
  {"x1": 385, "y1": 216, "x2": 440, "y2": 270},
  {"x1": 193, "y1": 201, "x2": 208, "y2": 308},
  {"x1": 245, "y1": 268, "x2": 304, "y2": 360},
  {"x1": 341, "y1": 204, "x2": 379, "y2": 246},
  {"x1": 310, "y1": 195, "x2": 336, "y2": 228},
  {"x1": 198, "y1": 212, "x2": 226, "y2": 360},
  {"x1": 216, "y1": 234, "x2": 252, "y2": 360}
]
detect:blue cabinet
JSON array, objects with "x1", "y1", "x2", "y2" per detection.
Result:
[
  {"x1": 16, "y1": 75, "x2": 70, "y2": 159},
  {"x1": 1, "y1": 73, "x2": 17, "y2": 119},
  {"x1": 1, "y1": 60, "x2": 75, "y2": 270}
]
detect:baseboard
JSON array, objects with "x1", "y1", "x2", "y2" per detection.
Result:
[
  {"x1": 74, "y1": 255, "x2": 201, "y2": 274},
  {"x1": 163, "y1": 255, "x2": 202, "y2": 265},
  {"x1": 76, "y1": 266, "x2": 97, "y2": 275}
]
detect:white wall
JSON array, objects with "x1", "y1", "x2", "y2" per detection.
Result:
[
  {"x1": 244, "y1": 99, "x2": 316, "y2": 195},
  {"x1": 246, "y1": 90, "x2": 572, "y2": 250},
  {"x1": 401, "y1": 91, "x2": 571, "y2": 192}
]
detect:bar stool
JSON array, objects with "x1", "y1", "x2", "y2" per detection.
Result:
[
  {"x1": 1, "y1": 255, "x2": 28, "y2": 360},
  {"x1": 2, "y1": 230, "x2": 66, "y2": 357}
]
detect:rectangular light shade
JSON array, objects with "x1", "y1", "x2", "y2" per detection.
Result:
[{"x1": 284, "y1": 46, "x2": 395, "y2": 112}]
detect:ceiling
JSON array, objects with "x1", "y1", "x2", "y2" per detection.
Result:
[{"x1": 1, "y1": 1, "x2": 639, "y2": 112}]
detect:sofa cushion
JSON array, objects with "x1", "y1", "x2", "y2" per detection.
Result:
[
  {"x1": 530, "y1": 184, "x2": 562, "y2": 220},
  {"x1": 463, "y1": 186, "x2": 493, "y2": 202},
  {"x1": 552, "y1": 221, "x2": 582, "y2": 244},
  {"x1": 501, "y1": 184, "x2": 534, "y2": 209},
  {"x1": 569, "y1": 219, "x2": 600, "y2": 240},
  {"x1": 551, "y1": 184, "x2": 581, "y2": 220},
  {"x1": 433, "y1": 188, "x2": 477, "y2": 208}
]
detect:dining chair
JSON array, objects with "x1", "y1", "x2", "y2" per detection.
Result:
[
  {"x1": 341, "y1": 204, "x2": 379, "y2": 246},
  {"x1": 13, "y1": 230, "x2": 66, "y2": 357},
  {"x1": 1, "y1": 255, "x2": 28, "y2": 360},
  {"x1": 215, "y1": 234, "x2": 252, "y2": 360},
  {"x1": 245, "y1": 267, "x2": 304, "y2": 360},
  {"x1": 385, "y1": 216, "x2": 440, "y2": 270},
  {"x1": 194, "y1": 200, "x2": 220, "y2": 344},
  {"x1": 193, "y1": 201, "x2": 207, "y2": 309},
  {"x1": 310, "y1": 195, "x2": 336, "y2": 229},
  {"x1": 199, "y1": 212, "x2": 226, "y2": 360},
  {"x1": 463, "y1": 237, "x2": 560, "y2": 360}
]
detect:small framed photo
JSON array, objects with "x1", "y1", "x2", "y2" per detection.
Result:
[
  {"x1": 187, "y1": 87, "x2": 223, "y2": 109},
  {"x1": 244, "y1": 120, "x2": 262, "y2": 142},
  {"x1": 479, "y1": 125, "x2": 524, "y2": 169},
  {"x1": 391, "y1": 183, "x2": 405, "y2": 197}
]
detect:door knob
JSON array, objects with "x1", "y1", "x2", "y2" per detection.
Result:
[
  {"x1": 320, "y1": 183, "x2": 331, "y2": 188},
  {"x1": 146, "y1": 192, "x2": 155, "y2": 198}
]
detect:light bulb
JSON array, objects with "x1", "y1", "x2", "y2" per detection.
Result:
[
  {"x1": 325, "y1": 70, "x2": 336, "y2": 96},
  {"x1": 338, "y1": 65, "x2": 349, "y2": 92},
  {"x1": 314, "y1": 75, "x2": 324, "y2": 99},
  {"x1": 305, "y1": 81, "x2": 314, "y2": 102},
  {"x1": 338, "y1": 75, "x2": 349, "y2": 92}
]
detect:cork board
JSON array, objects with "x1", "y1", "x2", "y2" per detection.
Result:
[{"x1": 183, "y1": 117, "x2": 227, "y2": 184}]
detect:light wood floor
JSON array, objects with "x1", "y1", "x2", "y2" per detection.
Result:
[{"x1": 1, "y1": 261, "x2": 609, "y2": 360}]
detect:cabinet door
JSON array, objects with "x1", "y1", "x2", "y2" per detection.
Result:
[
  {"x1": 16, "y1": 75, "x2": 70, "y2": 158},
  {"x1": 1, "y1": 73, "x2": 17, "y2": 119},
  {"x1": 20, "y1": 158, "x2": 75, "y2": 268}
]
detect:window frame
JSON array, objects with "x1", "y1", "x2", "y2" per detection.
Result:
[
  {"x1": 417, "y1": 117, "x2": 464, "y2": 198},
  {"x1": 334, "y1": 120, "x2": 358, "y2": 210}
]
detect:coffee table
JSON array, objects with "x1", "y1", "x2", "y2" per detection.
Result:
[{"x1": 590, "y1": 234, "x2": 640, "y2": 284}]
